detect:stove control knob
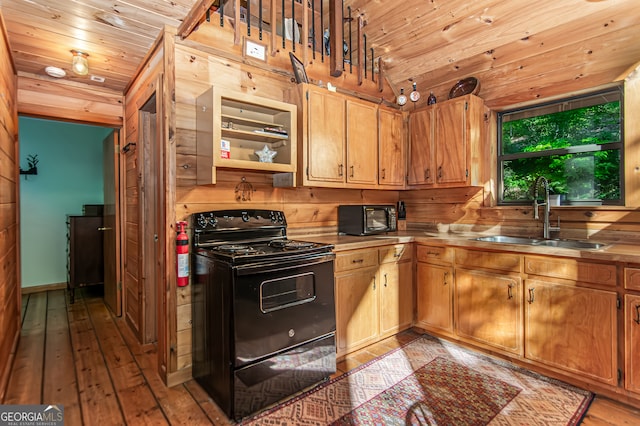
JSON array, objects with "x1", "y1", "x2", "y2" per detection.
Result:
[
  {"x1": 277, "y1": 212, "x2": 284, "y2": 223},
  {"x1": 270, "y1": 211, "x2": 277, "y2": 222},
  {"x1": 288, "y1": 329, "x2": 295, "y2": 338},
  {"x1": 241, "y1": 212, "x2": 250, "y2": 222}
]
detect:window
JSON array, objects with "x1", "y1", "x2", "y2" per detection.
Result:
[{"x1": 498, "y1": 87, "x2": 623, "y2": 205}]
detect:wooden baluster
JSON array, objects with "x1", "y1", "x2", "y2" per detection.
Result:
[
  {"x1": 270, "y1": 0, "x2": 277, "y2": 55},
  {"x1": 320, "y1": 0, "x2": 324, "y2": 62},
  {"x1": 311, "y1": 0, "x2": 316, "y2": 59},
  {"x1": 234, "y1": 0, "x2": 241, "y2": 45},
  {"x1": 329, "y1": 0, "x2": 342, "y2": 77},
  {"x1": 302, "y1": 0, "x2": 309, "y2": 64},
  {"x1": 357, "y1": 16, "x2": 363, "y2": 85},
  {"x1": 291, "y1": 0, "x2": 295, "y2": 52}
]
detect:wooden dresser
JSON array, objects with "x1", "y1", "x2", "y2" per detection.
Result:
[{"x1": 67, "y1": 215, "x2": 104, "y2": 303}]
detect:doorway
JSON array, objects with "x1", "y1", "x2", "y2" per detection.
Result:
[{"x1": 18, "y1": 116, "x2": 121, "y2": 314}]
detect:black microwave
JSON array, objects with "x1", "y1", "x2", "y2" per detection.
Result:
[{"x1": 338, "y1": 205, "x2": 397, "y2": 236}]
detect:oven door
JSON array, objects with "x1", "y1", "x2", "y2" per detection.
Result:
[{"x1": 232, "y1": 253, "x2": 335, "y2": 367}]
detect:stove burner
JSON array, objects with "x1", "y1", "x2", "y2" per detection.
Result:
[
  {"x1": 269, "y1": 240, "x2": 316, "y2": 250},
  {"x1": 217, "y1": 244, "x2": 258, "y2": 255}
]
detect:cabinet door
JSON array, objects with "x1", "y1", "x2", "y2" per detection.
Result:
[
  {"x1": 525, "y1": 279, "x2": 617, "y2": 385},
  {"x1": 379, "y1": 261, "x2": 413, "y2": 338},
  {"x1": 455, "y1": 269, "x2": 523, "y2": 355},
  {"x1": 407, "y1": 107, "x2": 434, "y2": 185},
  {"x1": 378, "y1": 108, "x2": 405, "y2": 187},
  {"x1": 626, "y1": 294, "x2": 640, "y2": 394},
  {"x1": 306, "y1": 88, "x2": 345, "y2": 182},
  {"x1": 416, "y1": 262, "x2": 453, "y2": 333},
  {"x1": 346, "y1": 99, "x2": 378, "y2": 185},
  {"x1": 435, "y1": 97, "x2": 468, "y2": 185},
  {"x1": 335, "y1": 267, "x2": 379, "y2": 357}
]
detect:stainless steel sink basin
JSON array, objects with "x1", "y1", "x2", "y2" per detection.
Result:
[
  {"x1": 472, "y1": 235, "x2": 605, "y2": 250},
  {"x1": 534, "y1": 239, "x2": 606, "y2": 250},
  {"x1": 473, "y1": 235, "x2": 543, "y2": 245}
]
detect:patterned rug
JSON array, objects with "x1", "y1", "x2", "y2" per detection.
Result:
[{"x1": 240, "y1": 335, "x2": 593, "y2": 425}]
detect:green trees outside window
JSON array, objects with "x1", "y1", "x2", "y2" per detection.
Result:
[{"x1": 499, "y1": 88, "x2": 623, "y2": 205}]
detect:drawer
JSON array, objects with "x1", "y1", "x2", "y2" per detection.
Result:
[
  {"x1": 335, "y1": 249, "x2": 378, "y2": 272},
  {"x1": 379, "y1": 244, "x2": 413, "y2": 264},
  {"x1": 455, "y1": 248, "x2": 521, "y2": 273},
  {"x1": 416, "y1": 245, "x2": 452, "y2": 264},
  {"x1": 525, "y1": 255, "x2": 616, "y2": 287},
  {"x1": 624, "y1": 267, "x2": 640, "y2": 291}
]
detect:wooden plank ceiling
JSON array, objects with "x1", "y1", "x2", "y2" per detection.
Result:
[{"x1": 2, "y1": 0, "x2": 640, "y2": 109}]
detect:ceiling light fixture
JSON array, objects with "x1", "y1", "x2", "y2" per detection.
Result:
[
  {"x1": 45, "y1": 66, "x2": 66, "y2": 78},
  {"x1": 71, "y1": 50, "x2": 89, "y2": 75}
]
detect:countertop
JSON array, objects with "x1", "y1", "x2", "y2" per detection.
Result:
[{"x1": 300, "y1": 231, "x2": 640, "y2": 264}]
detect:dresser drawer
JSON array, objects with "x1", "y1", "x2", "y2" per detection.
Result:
[
  {"x1": 335, "y1": 249, "x2": 378, "y2": 272},
  {"x1": 624, "y1": 267, "x2": 640, "y2": 291}
]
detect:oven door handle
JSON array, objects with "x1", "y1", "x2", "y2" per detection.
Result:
[{"x1": 233, "y1": 253, "x2": 335, "y2": 276}]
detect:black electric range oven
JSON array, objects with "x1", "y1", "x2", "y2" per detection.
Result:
[{"x1": 191, "y1": 209, "x2": 336, "y2": 420}]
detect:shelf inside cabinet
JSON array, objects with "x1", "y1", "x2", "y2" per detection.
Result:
[{"x1": 196, "y1": 86, "x2": 297, "y2": 185}]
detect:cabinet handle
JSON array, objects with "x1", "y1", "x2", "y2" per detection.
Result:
[
  {"x1": 438, "y1": 166, "x2": 443, "y2": 179},
  {"x1": 338, "y1": 164, "x2": 344, "y2": 176},
  {"x1": 384, "y1": 273, "x2": 388, "y2": 287},
  {"x1": 350, "y1": 165, "x2": 354, "y2": 178},
  {"x1": 424, "y1": 168, "x2": 430, "y2": 180},
  {"x1": 352, "y1": 258, "x2": 364, "y2": 264},
  {"x1": 443, "y1": 272, "x2": 449, "y2": 286},
  {"x1": 373, "y1": 276, "x2": 376, "y2": 290},
  {"x1": 527, "y1": 287, "x2": 535, "y2": 304},
  {"x1": 507, "y1": 283, "x2": 513, "y2": 300},
  {"x1": 97, "y1": 227, "x2": 112, "y2": 231},
  {"x1": 381, "y1": 168, "x2": 386, "y2": 179},
  {"x1": 635, "y1": 304, "x2": 640, "y2": 325}
]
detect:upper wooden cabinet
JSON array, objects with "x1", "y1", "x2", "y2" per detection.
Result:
[
  {"x1": 378, "y1": 107, "x2": 406, "y2": 188},
  {"x1": 196, "y1": 87, "x2": 297, "y2": 184},
  {"x1": 297, "y1": 84, "x2": 379, "y2": 188},
  {"x1": 408, "y1": 94, "x2": 486, "y2": 187}
]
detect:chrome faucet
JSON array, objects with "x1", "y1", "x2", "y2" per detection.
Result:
[{"x1": 533, "y1": 176, "x2": 560, "y2": 239}]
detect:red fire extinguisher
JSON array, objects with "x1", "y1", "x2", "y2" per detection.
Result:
[{"x1": 176, "y1": 221, "x2": 189, "y2": 287}]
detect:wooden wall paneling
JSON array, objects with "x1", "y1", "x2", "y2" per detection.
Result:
[
  {"x1": 162, "y1": 26, "x2": 178, "y2": 383},
  {"x1": 624, "y1": 68, "x2": 640, "y2": 208},
  {"x1": 0, "y1": 11, "x2": 19, "y2": 402},
  {"x1": 17, "y1": 74, "x2": 123, "y2": 126}
]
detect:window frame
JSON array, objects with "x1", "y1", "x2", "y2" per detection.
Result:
[{"x1": 497, "y1": 86, "x2": 625, "y2": 206}]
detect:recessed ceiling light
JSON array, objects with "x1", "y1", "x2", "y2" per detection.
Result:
[
  {"x1": 90, "y1": 75, "x2": 106, "y2": 83},
  {"x1": 45, "y1": 66, "x2": 66, "y2": 78}
]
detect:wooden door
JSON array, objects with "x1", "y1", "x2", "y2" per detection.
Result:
[
  {"x1": 455, "y1": 269, "x2": 522, "y2": 355},
  {"x1": 306, "y1": 88, "x2": 345, "y2": 183},
  {"x1": 407, "y1": 107, "x2": 434, "y2": 185},
  {"x1": 102, "y1": 131, "x2": 121, "y2": 316},
  {"x1": 346, "y1": 99, "x2": 378, "y2": 185},
  {"x1": 625, "y1": 294, "x2": 640, "y2": 394},
  {"x1": 416, "y1": 262, "x2": 453, "y2": 333},
  {"x1": 335, "y1": 267, "x2": 378, "y2": 357},
  {"x1": 378, "y1": 108, "x2": 405, "y2": 187},
  {"x1": 435, "y1": 98, "x2": 468, "y2": 185},
  {"x1": 379, "y1": 261, "x2": 413, "y2": 338},
  {"x1": 524, "y1": 279, "x2": 617, "y2": 385}
]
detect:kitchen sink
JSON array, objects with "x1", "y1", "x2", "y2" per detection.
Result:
[
  {"x1": 472, "y1": 235, "x2": 605, "y2": 250},
  {"x1": 534, "y1": 239, "x2": 606, "y2": 250},
  {"x1": 473, "y1": 235, "x2": 543, "y2": 245}
]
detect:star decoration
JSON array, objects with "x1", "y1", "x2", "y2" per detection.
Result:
[{"x1": 255, "y1": 144, "x2": 278, "y2": 163}]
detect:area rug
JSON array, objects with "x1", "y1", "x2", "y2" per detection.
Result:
[{"x1": 240, "y1": 334, "x2": 593, "y2": 425}]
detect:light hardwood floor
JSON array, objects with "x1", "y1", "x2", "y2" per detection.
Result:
[{"x1": 3, "y1": 289, "x2": 640, "y2": 425}]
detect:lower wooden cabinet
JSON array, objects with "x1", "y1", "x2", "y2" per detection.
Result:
[
  {"x1": 335, "y1": 266, "x2": 379, "y2": 356},
  {"x1": 335, "y1": 244, "x2": 413, "y2": 358},
  {"x1": 625, "y1": 294, "x2": 640, "y2": 394},
  {"x1": 524, "y1": 278, "x2": 618, "y2": 385},
  {"x1": 379, "y1": 249, "x2": 413, "y2": 338},
  {"x1": 416, "y1": 262, "x2": 453, "y2": 334},
  {"x1": 455, "y1": 268, "x2": 523, "y2": 356}
]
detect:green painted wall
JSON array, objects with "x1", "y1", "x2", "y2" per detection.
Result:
[{"x1": 19, "y1": 117, "x2": 113, "y2": 288}]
